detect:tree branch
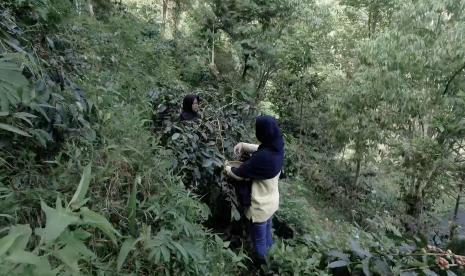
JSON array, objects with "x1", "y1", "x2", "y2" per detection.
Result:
[{"x1": 443, "y1": 62, "x2": 465, "y2": 96}]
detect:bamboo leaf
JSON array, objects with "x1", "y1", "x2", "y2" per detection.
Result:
[
  {"x1": 127, "y1": 176, "x2": 139, "y2": 237},
  {"x1": 0, "y1": 123, "x2": 31, "y2": 137},
  {"x1": 69, "y1": 164, "x2": 92, "y2": 209},
  {"x1": 328, "y1": 260, "x2": 349, "y2": 268},
  {"x1": 80, "y1": 207, "x2": 120, "y2": 244},
  {"x1": 117, "y1": 237, "x2": 137, "y2": 272}
]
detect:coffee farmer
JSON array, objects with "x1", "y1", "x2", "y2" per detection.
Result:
[
  {"x1": 180, "y1": 94, "x2": 200, "y2": 121},
  {"x1": 224, "y1": 115, "x2": 284, "y2": 265}
]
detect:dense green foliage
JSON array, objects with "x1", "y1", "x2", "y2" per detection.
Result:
[{"x1": 2, "y1": 0, "x2": 465, "y2": 275}]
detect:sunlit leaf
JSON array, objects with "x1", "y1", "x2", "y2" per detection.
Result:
[
  {"x1": 40, "y1": 200, "x2": 79, "y2": 243},
  {"x1": 69, "y1": 164, "x2": 92, "y2": 210}
]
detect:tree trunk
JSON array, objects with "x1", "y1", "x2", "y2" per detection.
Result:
[
  {"x1": 367, "y1": 5, "x2": 378, "y2": 38},
  {"x1": 405, "y1": 191, "x2": 423, "y2": 233},
  {"x1": 299, "y1": 97, "x2": 304, "y2": 137},
  {"x1": 88, "y1": 0, "x2": 94, "y2": 17},
  {"x1": 241, "y1": 54, "x2": 250, "y2": 80},
  {"x1": 450, "y1": 184, "x2": 464, "y2": 240},
  {"x1": 354, "y1": 157, "x2": 361, "y2": 187},
  {"x1": 75, "y1": 0, "x2": 81, "y2": 15},
  {"x1": 162, "y1": 0, "x2": 168, "y2": 35},
  {"x1": 353, "y1": 120, "x2": 364, "y2": 188},
  {"x1": 211, "y1": 27, "x2": 215, "y2": 64},
  {"x1": 172, "y1": 0, "x2": 182, "y2": 37},
  {"x1": 255, "y1": 68, "x2": 273, "y2": 102},
  {"x1": 368, "y1": 8, "x2": 372, "y2": 37}
]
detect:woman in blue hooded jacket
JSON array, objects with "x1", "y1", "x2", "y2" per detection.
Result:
[{"x1": 224, "y1": 115, "x2": 284, "y2": 264}]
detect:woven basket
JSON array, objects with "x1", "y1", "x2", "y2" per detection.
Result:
[{"x1": 225, "y1": 160, "x2": 243, "y2": 168}]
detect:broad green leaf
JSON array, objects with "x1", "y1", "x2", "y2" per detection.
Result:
[
  {"x1": 73, "y1": 229, "x2": 92, "y2": 240},
  {"x1": 69, "y1": 164, "x2": 92, "y2": 210},
  {"x1": 127, "y1": 176, "x2": 139, "y2": 237},
  {"x1": 231, "y1": 206, "x2": 240, "y2": 221},
  {"x1": 350, "y1": 239, "x2": 372, "y2": 257},
  {"x1": 214, "y1": 235, "x2": 222, "y2": 245},
  {"x1": 12, "y1": 112, "x2": 37, "y2": 126},
  {"x1": 9, "y1": 224, "x2": 32, "y2": 252},
  {"x1": 20, "y1": 88, "x2": 32, "y2": 104},
  {"x1": 80, "y1": 207, "x2": 120, "y2": 243},
  {"x1": 447, "y1": 271, "x2": 457, "y2": 276},
  {"x1": 362, "y1": 258, "x2": 371, "y2": 276},
  {"x1": 55, "y1": 244, "x2": 80, "y2": 272},
  {"x1": 152, "y1": 247, "x2": 161, "y2": 263},
  {"x1": 0, "y1": 123, "x2": 31, "y2": 137},
  {"x1": 327, "y1": 260, "x2": 348, "y2": 268},
  {"x1": 31, "y1": 129, "x2": 53, "y2": 147},
  {"x1": 0, "y1": 231, "x2": 21, "y2": 257},
  {"x1": 33, "y1": 258, "x2": 56, "y2": 276},
  {"x1": 171, "y1": 241, "x2": 188, "y2": 261},
  {"x1": 40, "y1": 201, "x2": 79, "y2": 243},
  {"x1": 117, "y1": 237, "x2": 137, "y2": 272},
  {"x1": 182, "y1": 241, "x2": 203, "y2": 261},
  {"x1": 202, "y1": 158, "x2": 214, "y2": 167},
  {"x1": 422, "y1": 269, "x2": 437, "y2": 276},
  {"x1": 5, "y1": 250, "x2": 41, "y2": 265},
  {"x1": 55, "y1": 231, "x2": 96, "y2": 273},
  {"x1": 373, "y1": 259, "x2": 391, "y2": 275},
  {"x1": 60, "y1": 230, "x2": 95, "y2": 259},
  {"x1": 160, "y1": 245, "x2": 170, "y2": 262},
  {"x1": 172, "y1": 133, "x2": 180, "y2": 140},
  {"x1": 0, "y1": 224, "x2": 31, "y2": 256},
  {"x1": 328, "y1": 250, "x2": 350, "y2": 261},
  {"x1": 0, "y1": 58, "x2": 29, "y2": 97}
]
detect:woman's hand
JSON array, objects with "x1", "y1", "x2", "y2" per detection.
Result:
[{"x1": 233, "y1": 142, "x2": 243, "y2": 156}]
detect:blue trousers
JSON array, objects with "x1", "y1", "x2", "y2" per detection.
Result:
[{"x1": 251, "y1": 216, "x2": 273, "y2": 260}]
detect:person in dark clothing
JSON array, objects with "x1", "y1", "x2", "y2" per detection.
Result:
[
  {"x1": 224, "y1": 115, "x2": 285, "y2": 265},
  {"x1": 180, "y1": 94, "x2": 200, "y2": 121}
]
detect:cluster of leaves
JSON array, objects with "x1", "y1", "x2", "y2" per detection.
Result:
[
  {"x1": 326, "y1": 0, "x2": 465, "y2": 226},
  {"x1": 267, "y1": 210, "x2": 464, "y2": 275},
  {"x1": 116, "y1": 177, "x2": 248, "y2": 275},
  {"x1": 0, "y1": 162, "x2": 248, "y2": 275},
  {"x1": 151, "y1": 84, "x2": 256, "y2": 225},
  {"x1": 1, "y1": 0, "x2": 94, "y2": 179},
  {"x1": 0, "y1": 165, "x2": 119, "y2": 275},
  {"x1": 0, "y1": 1, "x2": 253, "y2": 274}
]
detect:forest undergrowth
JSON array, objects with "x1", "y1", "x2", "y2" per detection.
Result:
[{"x1": 2, "y1": 0, "x2": 465, "y2": 275}]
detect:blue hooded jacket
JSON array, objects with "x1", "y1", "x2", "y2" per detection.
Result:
[{"x1": 232, "y1": 115, "x2": 284, "y2": 180}]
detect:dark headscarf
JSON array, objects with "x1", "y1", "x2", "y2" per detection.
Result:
[
  {"x1": 180, "y1": 94, "x2": 200, "y2": 121},
  {"x1": 232, "y1": 115, "x2": 284, "y2": 180}
]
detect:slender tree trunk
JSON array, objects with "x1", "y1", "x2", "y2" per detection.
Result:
[
  {"x1": 172, "y1": 0, "x2": 181, "y2": 37},
  {"x1": 211, "y1": 26, "x2": 215, "y2": 64},
  {"x1": 354, "y1": 157, "x2": 361, "y2": 187},
  {"x1": 353, "y1": 119, "x2": 364, "y2": 188},
  {"x1": 367, "y1": 5, "x2": 378, "y2": 38},
  {"x1": 255, "y1": 68, "x2": 270, "y2": 101},
  {"x1": 162, "y1": 0, "x2": 168, "y2": 35},
  {"x1": 75, "y1": 0, "x2": 81, "y2": 15},
  {"x1": 368, "y1": 9, "x2": 372, "y2": 38},
  {"x1": 241, "y1": 54, "x2": 249, "y2": 80},
  {"x1": 450, "y1": 184, "x2": 464, "y2": 240},
  {"x1": 299, "y1": 98, "x2": 304, "y2": 137},
  {"x1": 88, "y1": 0, "x2": 94, "y2": 17}
]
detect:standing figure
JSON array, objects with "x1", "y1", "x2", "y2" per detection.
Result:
[{"x1": 224, "y1": 115, "x2": 285, "y2": 265}]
